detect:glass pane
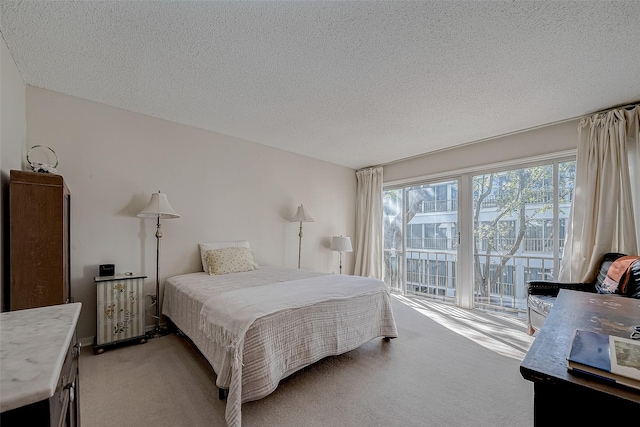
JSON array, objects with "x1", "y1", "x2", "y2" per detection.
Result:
[
  {"x1": 383, "y1": 189, "x2": 403, "y2": 292},
  {"x1": 472, "y1": 161, "x2": 575, "y2": 313},
  {"x1": 558, "y1": 161, "x2": 575, "y2": 257},
  {"x1": 404, "y1": 180, "x2": 458, "y2": 302}
]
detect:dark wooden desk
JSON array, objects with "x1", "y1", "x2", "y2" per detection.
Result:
[{"x1": 521, "y1": 290, "x2": 640, "y2": 425}]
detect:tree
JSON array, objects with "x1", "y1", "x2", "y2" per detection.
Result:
[
  {"x1": 383, "y1": 186, "x2": 438, "y2": 287},
  {"x1": 383, "y1": 189, "x2": 403, "y2": 287},
  {"x1": 472, "y1": 162, "x2": 575, "y2": 300}
]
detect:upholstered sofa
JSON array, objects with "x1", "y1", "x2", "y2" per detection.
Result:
[{"x1": 526, "y1": 252, "x2": 640, "y2": 335}]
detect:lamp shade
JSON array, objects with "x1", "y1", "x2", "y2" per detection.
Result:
[
  {"x1": 137, "y1": 192, "x2": 180, "y2": 219},
  {"x1": 292, "y1": 204, "x2": 314, "y2": 222},
  {"x1": 330, "y1": 236, "x2": 352, "y2": 253}
]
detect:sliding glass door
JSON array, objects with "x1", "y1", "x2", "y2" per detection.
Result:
[
  {"x1": 472, "y1": 161, "x2": 575, "y2": 313},
  {"x1": 383, "y1": 188, "x2": 404, "y2": 292},
  {"x1": 383, "y1": 156, "x2": 575, "y2": 316},
  {"x1": 384, "y1": 179, "x2": 459, "y2": 303}
]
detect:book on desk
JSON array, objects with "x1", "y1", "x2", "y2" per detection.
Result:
[{"x1": 567, "y1": 329, "x2": 640, "y2": 391}]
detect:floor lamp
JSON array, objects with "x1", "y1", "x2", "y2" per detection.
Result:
[
  {"x1": 138, "y1": 191, "x2": 180, "y2": 338},
  {"x1": 330, "y1": 235, "x2": 352, "y2": 274},
  {"x1": 292, "y1": 204, "x2": 314, "y2": 268}
]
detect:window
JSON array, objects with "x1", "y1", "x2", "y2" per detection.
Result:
[
  {"x1": 383, "y1": 156, "x2": 575, "y2": 315},
  {"x1": 477, "y1": 220, "x2": 516, "y2": 252},
  {"x1": 384, "y1": 179, "x2": 458, "y2": 303},
  {"x1": 407, "y1": 224, "x2": 424, "y2": 249},
  {"x1": 527, "y1": 267, "x2": 553, "y2": 281},
  {"x1": 383, "y1": 189, "x2": 403, "y2": 291},
  {"x1": 473, "y1": 161, "x2": 575, "y2": 312}
]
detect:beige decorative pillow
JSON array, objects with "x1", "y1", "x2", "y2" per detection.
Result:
[
  {"x1": 205, "y1": 247, "x2": 259, "y2": 275},
  {"x1": 199, "y1": 240, "x2": 251, "y2": 272}
]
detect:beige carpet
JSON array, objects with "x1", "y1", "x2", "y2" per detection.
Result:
[{"x1": 79, "y1": 295, "x2": 534, "y2": 427}]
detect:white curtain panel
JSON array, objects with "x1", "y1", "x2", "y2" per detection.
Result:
[
  {"x1": 559, "y1": 105, "x2": 640, "y2": 282},
  {"x1": 354, "y1": 166, "x2": 383, "y2": 279},
  {"x1": 629, "y1": 107, "x2": 640, "y2": 249}
]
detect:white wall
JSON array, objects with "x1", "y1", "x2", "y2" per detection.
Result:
[
  {"x1": 0, "y1": 42, "x2": 593, "y2": 342},
  {"x1": 383, "y1": 120, "x2": 580, "y2": 183},
  {"x1": 0, "y1": 37, "x2": 27, "y2": 311},
  {"x1": 25, "y1": 87, "x2": 357, "y2": 342}
]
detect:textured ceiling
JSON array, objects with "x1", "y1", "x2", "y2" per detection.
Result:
[{"x1": 1, "y1": 1, "x2": 639, "y2": 169}]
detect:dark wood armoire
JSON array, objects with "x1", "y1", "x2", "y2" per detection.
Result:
[{"x1": 9, "y1": 170, "x2": 71, "y2": 310}]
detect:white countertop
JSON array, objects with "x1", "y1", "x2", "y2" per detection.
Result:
[{"x1": 0, "y1": 302, "x2": 82, "y2": 413}]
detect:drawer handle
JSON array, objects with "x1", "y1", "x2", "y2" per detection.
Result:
[
  {"x1": 72, "y1": 343, "x2": 81, "y2": 357},
  {"x1": 58, "y1": 376, "x2": 72, "y2": 403}
]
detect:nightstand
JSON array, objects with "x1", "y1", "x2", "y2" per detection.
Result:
[{"x1": 94, "y1": 274, "x2": 147, "y2": 354}]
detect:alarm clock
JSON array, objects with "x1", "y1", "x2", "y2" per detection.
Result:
[{"x1": 99, "y1": 264, "x2": 115, "y2": 277}]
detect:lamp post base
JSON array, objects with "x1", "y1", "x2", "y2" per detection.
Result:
[{"x1": 146, "y1": 326, "x2": 170, "y2": 339}]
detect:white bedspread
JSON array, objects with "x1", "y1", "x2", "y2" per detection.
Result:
[{"x1": 162, "y1": 266, "x2": 398, "y2": 427}]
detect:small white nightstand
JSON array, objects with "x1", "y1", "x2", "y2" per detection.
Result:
[{"x1": 94, "y1": 274, "x2": 147, "y2": 354}]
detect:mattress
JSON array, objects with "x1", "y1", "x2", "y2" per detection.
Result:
[{"x1": 162, "y1": 266, "x2": 398, "y2": 427}]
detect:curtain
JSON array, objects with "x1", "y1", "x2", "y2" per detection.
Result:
[
  {"x1": 354, "y1": 166, "x2": 383, "y2": 278},
  {"x1": 559, "y1": 106, "x2": 640, "y2": 282}
]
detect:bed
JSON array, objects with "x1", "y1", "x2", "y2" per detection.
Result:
[{"x1": 162, "y1": 241, "x2": 398, "y2": 427}]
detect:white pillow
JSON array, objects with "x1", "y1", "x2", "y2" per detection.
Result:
[
  {"x1": 199, "y1": 240, "x2": 251, "y2": 272},
  {"x1": 205, "y1": 247, "x2": 259, "y2": 275}
]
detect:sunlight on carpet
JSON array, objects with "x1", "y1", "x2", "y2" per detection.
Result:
[{"x1": 393, "y1": 294, "x2": 534, "y2": 360}]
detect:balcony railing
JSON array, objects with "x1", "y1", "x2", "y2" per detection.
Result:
[
  {"x1": 384, "y1": 249, "x2": 457, "y2": 303},
  {"x1": 476, "y1": 237, "x2": 566, "y2": 253},
  {"x1": 384, "y1": 249, "x2": 404, "y2": 293},
  {"x1": 407, "y1": 237, "x2": 457, "y2": 251},
  {"x1": 383, "y1": 249, "x2": 558, "y2": 315},
  {"x1": 415, "y1": 198, "x2": 458, "y2": 213},
  {"x1": 473, "y1": 253, "x2": 556, "y2": 313},
  {"x1": 479, "y1": 188, "x2": 572, "y2": 208}
]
